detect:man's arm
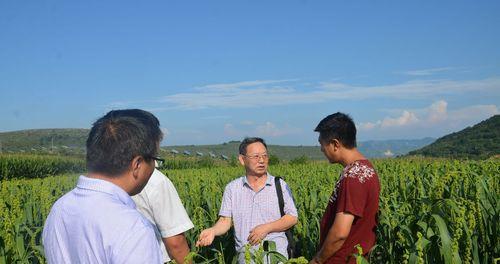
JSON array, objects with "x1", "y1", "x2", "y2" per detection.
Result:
[
  {"x1": 310, "y1": 212, "x2": 355, "y2": 264},
  {"x1": 196, "y1": 216, "x2": 232, "y2": 247},
  {"x1": 162, "y1": 233, "x2": 190, "y2": 264},
  {"x1": 247, "y1": 214, "x2": 298, "y2": 245}
]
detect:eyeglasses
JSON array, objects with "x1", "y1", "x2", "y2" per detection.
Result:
[
  {"x1": 244, "y1": 153, "x2": 269, "y2": 160},
  {"x1": 147, "y1": 156, "x2": 165, "y2": 168}
]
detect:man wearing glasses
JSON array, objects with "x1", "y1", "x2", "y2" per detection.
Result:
[
  {"x1": 132, "y1": 157, "x2": 194, "y2": 264},
  {"x1": 196, "y1": 137, "x2": 298, "y2": 263},
  {"x1": 43, "y1": 109, "x2": 163, "y2": 263}
]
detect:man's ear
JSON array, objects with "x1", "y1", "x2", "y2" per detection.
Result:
[
  {"x1": 238, "y1": 155, "x2": 245, "y2": 166},
  {"x1": 130, "y1": 156, "x2": 143, "y2": 179},
  {"x1": 332, "y1": 139, "x2": 341, "y2": 150}
]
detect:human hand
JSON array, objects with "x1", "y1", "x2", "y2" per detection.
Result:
[
  {"x1": 247, "y1": 224, "x2": 270, "y2": 245},
  {"x1": 196, "y1": 228, "x2": 215, "y2": 247}
]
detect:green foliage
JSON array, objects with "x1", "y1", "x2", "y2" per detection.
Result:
[
  {"x1": 1, "y1": 128, "x2": 433, "y2": 159},
  {"x1": 1, "y1": 158, "x2": 499, "y2": 263},
  {"x1": 161, "y1": 156, "x2": 228, "y2": 170},
  {"x1": 0, "y1": 129, "x2": 88, "y2": 155},
  {"x1": 289, "y1": 155, "x2": 309, "y2": 165},
  {"x1": 197, "y1": 156, "x2": 216, "y2": 168},
  {"x1": 0, "y1": 154, "x2": 85, "y2": 180},
  {"x1": 268, "y1": 154, "x2": 280, "y2": 165},
  {"x1": 228, "y1": 155, "x2": 239, "y2": 167},
  {"x1": 409, "y1": 115, "x2": 500, "y2": 159}
]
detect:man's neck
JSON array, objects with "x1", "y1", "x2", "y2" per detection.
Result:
[
  {"x1": 87, "y1": 173, "x2": 132, "y2": 195},
  {"x1": 338, "y1": 148, "x2": 366, "y2": 167},
  {"x1": 245, "y1": 173, "x2": 268, "y2": 191}
]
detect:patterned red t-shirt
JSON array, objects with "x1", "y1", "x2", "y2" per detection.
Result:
[{"x1": 319, "y1": 160, "x2": 380, "y2": 263}]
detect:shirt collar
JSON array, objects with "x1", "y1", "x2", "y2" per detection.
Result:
[
  {"x1": 76, "y1": 175, "x2": 136, "y2": 209},
  {"x1": 242, "y1": 173, "x2": 274, "y2": 187}
]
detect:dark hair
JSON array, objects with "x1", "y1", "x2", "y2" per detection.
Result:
[
  {"x1": 314, "y1": 112, "x2": 357, "y2": 148},
  {"x1": 86, "y1": 109, "x2": 163, "y2": 176},
  {"x1": 239, "y1": 137, "x2": 268, "y2": 155}
]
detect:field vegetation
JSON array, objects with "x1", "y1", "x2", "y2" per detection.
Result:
[{"x1": 0, "y1": 155, "x2": 498, "y2": 263}]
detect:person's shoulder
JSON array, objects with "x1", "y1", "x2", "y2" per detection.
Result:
[
  {"x1": 343, "y1": 160, "x2": 377, "y2": 184},
  {"x1": 105, "y1": 203, "x2": 155, "y2": 231},
  {"x1": 269, "y1": 174, "x2": 290, "y2": 188},
  {"x1": 273, "y1": 175, "x2": 289, "y2": 184},
  {"x1": 48, "y1": 188, "x2": 76, "y2": 211},
  {"x1": 141, "y1": 169, "x2": 173, "y2": 192},
  {"x1": 147, "y1": 169, "x2": 169, "y2": 185},
  {"x1": 225, "y1": 176, "x2": 245, "y2": 189}
]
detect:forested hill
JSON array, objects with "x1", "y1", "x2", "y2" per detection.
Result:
[
  {"x1": 0, "y1": 128, "x2": 433, "y2": 159},
  {"x1": 408, "y1": 115, "x2": 500, "y2": 159},
  {"x1": 166, "y1": 138, "x2": 434, "y2": 160},
  {"x1": 0, "y1": 128, "x2": 89, "y2": 154}
]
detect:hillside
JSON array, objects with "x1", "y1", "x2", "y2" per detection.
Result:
[
  {"x1": 0, "y1": 128, "x2": 89, "y2": 154},
  {"x1": 165, "y1": 138, "x2": 434, "y2": 160},
  {"x1": 408, "y1": 115, "x2": 500, "y2": 159},
  {"x1": 0, "y1": 128, "x2": 433, "y2": 159}
]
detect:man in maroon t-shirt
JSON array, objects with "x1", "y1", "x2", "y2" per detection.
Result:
[{"x1": 310, "y1": 112, "x2": 380, "y2": 264}]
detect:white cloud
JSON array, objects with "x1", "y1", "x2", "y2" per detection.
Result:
[
  {"x1": 448, "y1": 104, "x2": 499, "y2": 123},
  {"x1": 197, "y1": 79, "x2": 298, "y2": 91},
  {"x1": 223, "y1": 121, "x2": 300, "y2": 138},
  {"x1": 360, "y1": 122, "x2": 378, "y2": 130},
  {"x1": 255, "y1": 122, "x2": 285, "y2": 137},
  {"x1": 155, "y1": 77, "x2": 500, "y2": 110},
  {"x1": 360, "y1": 100, "x2": 499, "y2": 132},
  {"x1": 223, "y1": 123, "x2": 239, "y2": 136},
  {"x1": 201, "y1": 115, "x2": 231, "y2": 120},
  {"x1": 380, "y1": 111, "x2": 419, "y2": 128},
  {"x1": 400, "y1": 67, "x2": 455, "y2": 76},
  {"x1": 427, "y1": 100, "x2": 448, "y2": 123}
]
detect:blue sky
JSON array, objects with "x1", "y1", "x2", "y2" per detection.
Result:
[{"x1": 1, "y1": 1, "x2": 499, "y2": 145}]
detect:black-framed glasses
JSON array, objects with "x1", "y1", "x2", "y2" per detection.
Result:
[{"x1": 147, "y1": 156, "x2": 165, "y2": 168}]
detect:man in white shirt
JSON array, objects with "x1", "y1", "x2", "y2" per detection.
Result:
[{"x1": 132, "y1": 168, "x2": 194, "y2": 263}]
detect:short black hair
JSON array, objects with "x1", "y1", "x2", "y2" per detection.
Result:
[
  {"x1": 86, "y1": 109, "x2": 163, "y2": 176},
  {"x1": 239, "y1": 137, "x2": 268, "y2": 155},
  {"x1": 314, "y1": 112, "x2": 357, "y2": 148}
]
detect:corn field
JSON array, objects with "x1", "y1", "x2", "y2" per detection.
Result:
[
  {"x1": 0, "y1": 154, "x2": 85, "y2": 180},
  {"x1": 0, "y1": 158, "x2": 498, "y2": 263}
]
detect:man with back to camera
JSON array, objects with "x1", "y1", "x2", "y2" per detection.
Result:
[
  {"x1": 196, "y1": 137, "x2": 298, "y2": 263},
  {"x1": 42, "y1": 109, "x2": 163, "y2": 264},
  {"x1": 310, "y1": 113, "x2": 380, "y2": 264},
  {"x1": 132, "y1": 167, "x2": 194, "y2": 263}
]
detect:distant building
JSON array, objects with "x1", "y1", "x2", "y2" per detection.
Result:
[
  {"x1": 209, "y1": 152, "x2": 216, "y2": 158},
  {"x1": 384, "y1": 150, "x2": 394, "y2": 157},
  {"x1": 196, "y1": 151, "x2": 204, "y2": 156},
  {"x1": 183, "y1": 150, "x2": 191, "y2": 156},
  {"x1": 170, "y1": 149, "x2": 179, "y2": 154},
  {"x1": 221, "y1": 154, "x2": 228, "y2": 160}
]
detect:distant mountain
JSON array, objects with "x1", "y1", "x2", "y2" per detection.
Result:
[
  {"x1": 358, "y1": 138, "x2": 436, "y2": 158},
  {"x1": 165, "y1": 138, "x2": 435, "y2": 160},
  {"x1": 0, "y1": 128, "x2": 89, "y2": 154},
  {"x1": 0, "y1": 128, "x2": 433, "y2": 159},
  {"x1": 408, "y1": 115, "x2": 500, "y2": 159}
]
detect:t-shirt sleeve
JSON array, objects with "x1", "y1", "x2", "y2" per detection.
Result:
[
  {"x1": 218, "y1": 184, "x2": 232, "y2": 217},
  {"x1": 335, "y1": 176, "x2": 368, "y2": 218},
  {"x1": 281, "y1": 180, "x2": 298, "y2": 217},
  {"x1": 149, "y1": 175, "x2": 194, "y2": 238}
]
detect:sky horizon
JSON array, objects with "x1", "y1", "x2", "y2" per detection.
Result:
[{"x1": 1, "y1": 1, "x2": 499, "y2": 145}]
